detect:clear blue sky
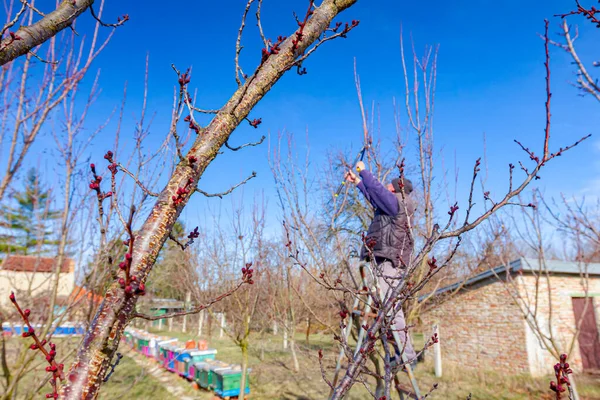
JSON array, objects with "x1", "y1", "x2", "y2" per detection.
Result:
[{"x1": 27, "y1": 0, "x2": 600, "y2": 234}]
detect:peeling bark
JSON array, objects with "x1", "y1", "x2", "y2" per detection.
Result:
[{"x1": 60, "y1": 1, "x2": 358, "y2": 398}]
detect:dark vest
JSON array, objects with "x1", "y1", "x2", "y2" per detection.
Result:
[{"x1": 360, "y1": 193, "x2": 415, "y2": 268}]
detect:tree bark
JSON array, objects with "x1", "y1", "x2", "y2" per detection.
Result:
[
  {"x1": 0, "y1": 0, "x2": 95, "y2": 66},
  {"x1": 60, "y1": 1, "x2": 358, "y2": 398}
]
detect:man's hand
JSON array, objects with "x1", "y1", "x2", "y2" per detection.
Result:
[
  {"x1": 356, "y1": 161, "x2": 365, "y2": 172},
  {"x1": 345, "y1": 170, "x2": 360, "y2": 185}
]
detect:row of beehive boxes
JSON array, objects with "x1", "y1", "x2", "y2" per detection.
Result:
[{"x1": 123, "y1": 328, "x2": 250, "y2": 398}]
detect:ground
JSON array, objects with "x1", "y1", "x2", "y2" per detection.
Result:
[{"x1": 1, "y1": 329, "x2": 599, "y2": 399}]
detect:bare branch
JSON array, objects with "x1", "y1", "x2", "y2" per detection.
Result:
[
  {"x1": 256, "y1": 0, "x2": 268, "y2": 47},
  {"x1": 196, "y1": 171, "x2": 257, "y2": 199},
  {"x1": 89, "y1": 5, "x2": 128, "y2": 28},
  {"x1": 117, "y1": 162, "x2": 160, "y2": 197},
  {"x1": 27, "y1": 49, "x2": 57, "y2": 64},
  {"x1": 133, "y1": 281, "x2": 247, "y2": 321},
  {"x1": 236, "y1": 0, "x2": 255, "y2": 86},
  {"x1": 294, "y1": 20, "x2": 360, "y2": 67},
  {"x1": 225, "y1": 135, "x2": 266, "y2": 151},
  {"x1": 0, "y1": 1, "x2": 27, "y2": 40}
]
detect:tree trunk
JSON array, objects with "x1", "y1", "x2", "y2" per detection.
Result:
[
  {"x1": 290, "y1": 335, "x2": 299, "y2": 373},
  {"x1": 59, "y1": 1, "x2": 358, "y2": 397},
  {"x1": 219, "y1": 313, "x2": 225, "y2": 339},
  {"x1": 239, "y1": 340, "x2": 249, "y2": 400},
  {"x1": 306, "y1": 317, "x2": 311, "y2": 344},
  {"x1": 198, "y1": 310, "x2": 204, "y2": 336},
  {"x1": 182, "y1": 291, "x2": 191, "y2": 333}
]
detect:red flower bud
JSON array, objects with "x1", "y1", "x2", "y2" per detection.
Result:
[
  {"x1": 125, "y1": 253, "x2": 132, "y2": 260},
  {"x1": 9, "y1": 292, "x2": 16, "y2": 302},
  {"x1": 24, "y1": 309, "x2": 31, "y2": 317},
  {"x1": 30, "y1": 344, "x2": 38, "y2": 350}
]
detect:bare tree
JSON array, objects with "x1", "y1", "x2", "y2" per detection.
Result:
[
  {"x1": 279, "y1": 20, "x2": 590, "y2": 399},
  {"x1": 0, "y1": 0, "x2": 115, "y2": 202},
  {"x1": 7, "y1": 2, "x2": 364, "y2": 398}
]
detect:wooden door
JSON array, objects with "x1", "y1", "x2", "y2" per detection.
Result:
[{"x1": 572, "y1": 297, "x2": 600, "y2": 370}]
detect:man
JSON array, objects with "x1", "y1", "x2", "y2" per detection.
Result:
[{"x1": 345, "y1": 160, "x2": 417, "y2": 364}]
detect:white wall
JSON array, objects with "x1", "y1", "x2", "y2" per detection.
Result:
[{"x1": 0, "y1": 270, "x2": 75, "y2": 308}]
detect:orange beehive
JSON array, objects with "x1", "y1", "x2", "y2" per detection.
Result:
[
  {"x1": 197, "y1": 339, "x2": 208, "y2": 350},
  {"x1": 185, "y1": 340, "x2": 196, "y2": 349}
]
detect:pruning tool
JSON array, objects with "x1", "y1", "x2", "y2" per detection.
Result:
[{"x1": 334, "y1": 146, "x2": 367, "y2": 197}]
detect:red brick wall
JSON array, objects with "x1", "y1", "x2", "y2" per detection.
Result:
[
  {"x1": 420, "y1": 275, "x2": 530, "y2": 374},
  {"x1": 420, "y1": 273, "x2": 600, "y2": 376},
  {"x1": 517, "y1": 273, "x2": 600, "y2": 375}
]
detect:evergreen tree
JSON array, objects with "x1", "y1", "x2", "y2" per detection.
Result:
[
  {"x1": 0, "y1": 168, "x2": 60, "y2": 258},
  {"x1": 147, "y1": 220, "x2": 194, "y2": 300}
]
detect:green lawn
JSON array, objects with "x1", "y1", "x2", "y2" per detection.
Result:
[
  {"x1": 2, "y1": 330, "x2": 599, "y2": 399},
  {"x1": 0, "y1": 337, "x2": 172, "y2": 400},
  {"x1": 144, "y1": 328, "x2": 600, "y2": 400}
]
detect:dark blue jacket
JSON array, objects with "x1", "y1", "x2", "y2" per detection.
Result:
[
  {"x1": 357, "y1": 170, "x2": 415, "y2": 267},
  {"x1": 357, "y1": 170, "x2": 399, "y2": 217}
]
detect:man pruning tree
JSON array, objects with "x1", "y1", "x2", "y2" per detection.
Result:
[{"x1": 345, "y1": 160, "x2": 417, "y2": 366}]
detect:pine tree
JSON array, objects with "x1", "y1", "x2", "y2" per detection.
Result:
[
  {"x1": 0, "y1": 168, "x2": 61, "y2": 258},
  {"x1": 147, "y1": 220, "x2": 194, "y2": 300}
]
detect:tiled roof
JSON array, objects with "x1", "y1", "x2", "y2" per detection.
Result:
[{"x1": 1, "y1": 255, "x2": 74, "y2": 273}]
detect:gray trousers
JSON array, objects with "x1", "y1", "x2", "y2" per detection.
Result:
[{"x1": 377, "y1": 259, "x2": 416, "y2": 360}]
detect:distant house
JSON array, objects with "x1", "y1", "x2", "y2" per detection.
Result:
[
  {"x1": 0, "y1": 255, "x2": 75, "y2": 308},
  {"x1": 419, "y1": 258, "x2": 600, "y2": 376},
  {"x1": 61, "y1": 285, "x2": 105, "y2": 318}
]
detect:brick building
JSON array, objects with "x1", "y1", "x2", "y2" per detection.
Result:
[{"x1": 419, "y1": 258, "x2": 600, "y2": 376}]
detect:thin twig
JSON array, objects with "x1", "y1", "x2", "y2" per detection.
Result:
[
  {"x1": 102, "y1": 353, "x2": 123, "y2": 382},
  {"x1": 256, "y1": 0, "x2": 268, "y2": 47},
  {"x1": 195, "y1": 171, "x2": 257, "y2": 199},
  {"x1": 89, "y1": 5, "x2": 128, "y2": 28},
  {"x1": 133, "y1": 282, "x2": 246, "y2": 320},
  {"x1": 117, "y1": 162, "x2": 159, "y2": 197},
  {"x1": 225, "y1": 135, "x2": 265, "y2": 151},
  {"x1": 236, "y1": 0, "x2": 256, "y2": 86}
]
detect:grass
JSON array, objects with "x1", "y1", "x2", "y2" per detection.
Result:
[
  {"x1": 98, "y1": 355, "x2": 173, "y2": 400},
  {"x1": 145, "y1": 328, "x2": 600, "y2": 399},
  {"x1": 2, "y1": 329, "x2": 599, "y2": 399},
  {"x1": 1, "y1": 336, "x2": 174, "y2": 400}
]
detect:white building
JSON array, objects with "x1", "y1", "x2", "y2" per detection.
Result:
[{"x1": 0, "y1": 255, "x2": 75, "y2": 308}]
